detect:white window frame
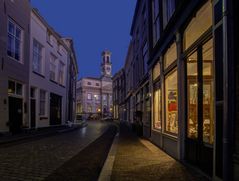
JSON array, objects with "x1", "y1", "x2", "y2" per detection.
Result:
[
  {"x1": 50, "y1": 54, "x2": 57, "y2": 81},
  {"x1": 39, "y1": 90, "x2": 47, "y2": 116},
  {"x1": 32, "y1": 39, "x2": 43, "y2": 74},
  {"x1": 58, "y1": 61, "x2": 65, "y2": 85},
  {"x1": 7, "y1": 19, "x2": 23, "y2": 63},
  {"x1": 8, "y1": 80, "x2": 24, "y2": 97},
  {"x1": 87, "y1": 93, "x2": 92, "y2": 100}
]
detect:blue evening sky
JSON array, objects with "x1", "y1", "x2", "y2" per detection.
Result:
[{"x1": 30, "y1": 0, "x2": 136, "y2": 79}]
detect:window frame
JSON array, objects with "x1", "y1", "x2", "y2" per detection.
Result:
[
  {"x1": 32, "y1": 39, "x2": 43, "y2": 75},
  {"x1": 152, "y1": 0, "x2": 161, "y2": 46},
  {"x1": 164, "y1": 68, "x2": 178, "y2": 136},
  {"x1": 7, "y1": 18, "x2": 23, "y2": 63},
  {"x1": 58, "y1": 61, "x2": 65, "y2": 85},
  {"x1": 49, "y1": 54, "x2": 57, "y2": 81},
  {"x1": 39, "y1": 90, "x2": 47, "y2": 116}
]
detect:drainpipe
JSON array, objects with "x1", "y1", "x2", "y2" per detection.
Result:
[{"x1": 222, "y1": 0, "x2": 234, "y2": 180}]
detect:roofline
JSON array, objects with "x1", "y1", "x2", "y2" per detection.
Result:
[{"x1": 31, "y1": 8, "x2": 70, "y2": 53}]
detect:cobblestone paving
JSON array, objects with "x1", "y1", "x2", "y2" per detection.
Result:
[
  {"x1": 111, "y1": 123, "x2": 209, "y2": 181},
  {"x1": 0, "y1": 121, "x2": 109, "y2": 181}
]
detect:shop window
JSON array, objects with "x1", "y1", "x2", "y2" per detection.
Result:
[
  {"x1": 153, "y1": 62, "x2": 160, "y2": 80},
  {"x1": 153, "y1": 88, "x2": 161, "y2": 130},
  {"x1": 183, "y1": 0, "x2": 212, "y2": 50},
  {"x1": 165, "y1": 69, "x2": 178, "y2": 134},
  {"x1": 187, "y1": 51, "x2": 198, "y2": 139},
  {"x1": 186, "y1": 38, "x2": 214, "y2": 144},
  {"x1": 164, "y1": 42, "x2": 177, "y2": 69},
  {"x1": 8, "y1": 80, "x2": 23, "y2": 96},
  {"x1": 202, "y1": 39, "x2": 214, "y2": 144},
  {"x1": 8, "y1": 80, "x2": 15, "y2": 94}
]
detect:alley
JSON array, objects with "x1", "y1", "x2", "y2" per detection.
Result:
[{"x1": 0, "y1": 121, "x2": 115, "y2": 181}]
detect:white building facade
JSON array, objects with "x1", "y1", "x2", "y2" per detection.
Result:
[
  {"x1": 29, "y1": 9, "x2": 69, "y2": 128},
  {"x1": 76, "y1": 50, "x2": 113, "y2": 119}
]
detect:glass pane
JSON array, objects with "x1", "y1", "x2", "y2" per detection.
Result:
[
  {"x1": 203, "y1": 39, "x2": 214, "y2": 144},
  {"x1": 164, "y1": 42, "x2": 177, "y2": 69},
  {"x1": 8, "y1": 80, "x2": 15, "y2": 94},
  {"x1": 15, "y1": 39, "x2": 20, "y2": 61},
  {"x1": 153, "y1": 62, "x2": 160, "y2": 80},
  {"x1": 7, "y1": 35, "x2": 14, "y2": 57},
  {"x1": 187, "y1": 51, "x2": 198, "y2": 139},
  {"x1": 16, "y1": 28, "x2": 21, "y2": 39},
  {"x1": 16, "y1": 83, "x2": 23, "y2": 95},
  {"x1": 8, "y1": 21, "x2": 15, "y2": 34},
  {"x1": 153, "y1": 89, "x2": 161, "y2": 129},
  {"x1": 165, "y1": 69, "x2": 178, "y2": 134},
  {"x1": 183, "y1": 1, "x2": 212, "y2": 50},
  {"x1": 187, "y1": 52, "x2": 198, "y2": 139}
]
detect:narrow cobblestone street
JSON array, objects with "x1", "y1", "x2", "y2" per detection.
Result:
[{"x1": 0, "y1": 121, "x2": 113, "y2": 181}]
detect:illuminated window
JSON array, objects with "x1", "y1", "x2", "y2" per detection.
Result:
[
  {"x1": 186, "y1": 39, "x2": 214, "y2": 144},
  {"x1": 187, "y1": 51, "x2": 198, "y2": 139},
  {"x1": 153, "y1": 62, "x2": 160, "y2": 80},
  {"x1": 165, "y1": 69, "x2": 178, "y2": 134},
  {"x1": 8, "y1": 80, "x2": 23, "y2": 96},
  {"x1": 202, "y1": 39, "x2": 214, "y2": 144},
  {"x1": 153, "y1": 88, "x2": 161, "y2": 130},
  {"x1": 164, "y1": 42, "x2": 177, "y2": 69},
  {"x1": 183, "y1": 1, "x2": 212, "y2": 50},
  {"x1": 87, "y1": 93, "x2": 92, "y2": 100}
]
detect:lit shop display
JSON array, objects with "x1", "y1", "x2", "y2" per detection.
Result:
[{"x1": 165, "y1": 70, "x2": 178, "y2": 134}]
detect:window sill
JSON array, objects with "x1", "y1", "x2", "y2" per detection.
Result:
[
  {"x1": 39, "y1": 116, "x2": 48, "y2": 120},
  {"x1": 59, "y1": 84, "x2": 65, "y2": 88},
  {"x1": 33, "y1": 71, "x2": 45, "y2": 78},
  {"x1": 47, "y1": 41, "x2": 53, "y2": 47},
  {"x1": 50, "y1": 79, "x2": 58, "y2": 85},
  {"x1": 7, "y1": 55, "x2": 23, "y2": 64},
  {"x1": 57, "y1": 51, "x2": 62, "y2": 56}
]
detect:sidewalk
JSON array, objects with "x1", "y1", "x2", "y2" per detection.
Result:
[
  {"x1": 0, "y1": 120, "x2": 87, "y2": 146},
  {"x1": 110, "y1": 122, "x2": 209, "y2": 181}
]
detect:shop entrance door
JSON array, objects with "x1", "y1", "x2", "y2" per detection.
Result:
[
  {"x1": 30, "y1": 99, "x2": 36, "y2": 128},
  {"x1": 9, "y1": 96, "x2": 23, "y2": 134},
  {"x1": 185, "y1": 38, "x2": 214, "y2": 176},
  {"x1": 50, "y1": 93, "x2": 62, "y2": 125}
]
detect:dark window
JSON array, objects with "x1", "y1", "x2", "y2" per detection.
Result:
[
  {"x1": 163, "y1": 0, "x2": 175, "y2": 27},
  {"x1": 152, "y1": 0, "x2": 160, "y2": 46},
  {"x1": 87, "y1": 82, "x2": 91, "y2": 85}
]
